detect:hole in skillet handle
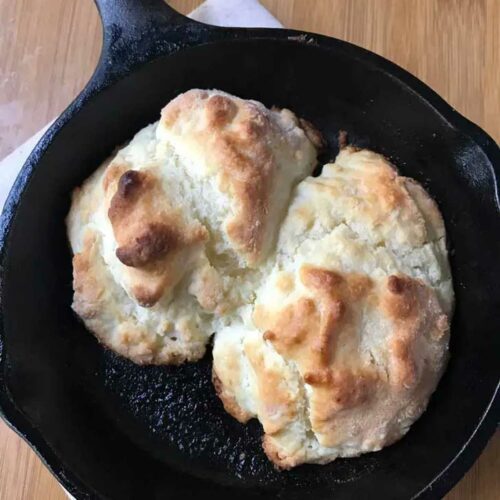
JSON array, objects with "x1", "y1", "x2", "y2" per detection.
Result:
[{"x1": 92, "y1": 0, "x2": 212, "y2": 86}]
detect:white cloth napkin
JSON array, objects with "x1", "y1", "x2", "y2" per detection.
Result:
[
  {"x1": 190, "y1": 0, "x2": 282, "y2": 27},
  {"x1": 0, "y1": 0, "x2": 282, "y2": 211}
]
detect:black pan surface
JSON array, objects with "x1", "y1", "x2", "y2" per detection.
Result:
[{"x1": 0, "y1": 1, "x2": 498, "y2": 499}]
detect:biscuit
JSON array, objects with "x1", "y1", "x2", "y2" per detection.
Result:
[
  {"x1": 67, "y1": 90, "x2": 320, "y2": 364},
  {"x1": 212, "y1": 147, "x2": 453, "y2": 467},
  {"x1": 68, "y1": 92, "x2": 453, "y2": 466}
]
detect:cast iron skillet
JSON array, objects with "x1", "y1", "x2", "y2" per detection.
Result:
[{"x1": 0, "y1": 1, "x2": 498, "y2": 498}]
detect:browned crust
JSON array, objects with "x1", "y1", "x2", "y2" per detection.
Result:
[
  {"x1": 161, "y1": 90, "x2": 320, "y2": 265},
  {"x1": 253, "y1": 264, "x2": 450, "y2": 457},
  {"x1": 262, "y1": 435, "x2": 300, "y2": 470},
  {"x1": 130, "y1": 283, "x2": 165, "y2": 309},
  {"x1": 256, "y1": 266, "x2": 373, "y2": 373},
  {"x1": 161, "y1": 91, "x2": 274, "y2": 264},
  {"x1": 254, "y1": 265, "x2": 380, "y2": 440},
  {"x1": 382, "y1": 274, "x2": 449, "y2": 389},
  {"x1": 205, "y1": 94, "x2": 238, "y2": 126},
  {"x1": 102, "y1": 161, "x2": 129, "y2": 192},
  {"x1": 274, "y1": 272, "x2": 295, "y2": 293},
  {"x1": 105, "y1": 168, "x2": 207, "y2": 307},
  {"x1": 307, "y1": 369, "x2": 375, "y2": 415},
  {"x1": 362, "y1": 161, "x2": 406, "y2": 212},
  {"x1": 218, "y1": 117, "x2": 274, "y2": 264},
  {"x1": 115, "y1": 222, "x2": 180, "y2": 268},
  {"x1": 292, "y1": 270, "x2": 446, "y2": 398},
  {"x1": 338, "y1": 130, "x2": 349, "y2": 149},
  {"x1": 108, "y1": 170, "x2": 185, "y2": 269},
  {"x1": 72, "y1": 234, "x2": 156, "y2": 363},
  {"x1": 340, "y1": 147, "x2": 446, "y2": 248},
  {"x1": 299, "y1": 118, "x2": 326, "y2": 151},
  {"x1": 188, "y1": 265, "x2": 226, "y2": 313},
  {"x1": 212, "y1": 369, "x2": 252, "y2": 424},
  {"x1": 243, "y1": 337, "x2": 299, "y2": 434}
]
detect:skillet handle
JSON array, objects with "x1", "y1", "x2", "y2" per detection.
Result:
[
  {"x1": 95, "y1": 0, "x2": 190, "y2": 30},
  {"x1": 93, "y1": 0, "x2": 205, "y2": 82}
]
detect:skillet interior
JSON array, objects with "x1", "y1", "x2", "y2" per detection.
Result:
[{"x1": 0, "y1": 28, "x2": 499, "y2": 500}]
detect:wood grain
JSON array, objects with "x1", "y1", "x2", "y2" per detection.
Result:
[{"x1": 0, "y1": 1, "x2": 498, "y2": 499}]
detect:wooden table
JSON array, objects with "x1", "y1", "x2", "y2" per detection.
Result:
[{"x1": 0, "y1": 1, "x2": 498, "y2": 498}]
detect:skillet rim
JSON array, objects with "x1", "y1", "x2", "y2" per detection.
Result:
[{"x1": 0, "y1": 24, "x2": 498, "y2": 500}]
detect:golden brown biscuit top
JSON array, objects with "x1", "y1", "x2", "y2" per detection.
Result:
[
  {"x1": 104, "y1": 166, "x2": 207, "y2": 307},
  {"x1": 159, "y1": 89, "x2": 319, "y2": 265},
  {"x1": 253, "y1": 264, "x2": 449, "y2": 453}
]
